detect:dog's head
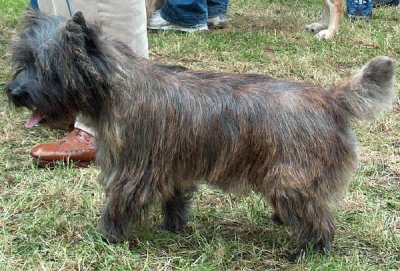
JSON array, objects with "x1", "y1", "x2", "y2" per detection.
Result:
[{"x1": 6, "y1": 10, "x2": 113, "y2": 127}]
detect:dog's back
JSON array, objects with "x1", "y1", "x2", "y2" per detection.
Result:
[{"x1": 143, "y1": 59, "x2": 394, "y2": 199}]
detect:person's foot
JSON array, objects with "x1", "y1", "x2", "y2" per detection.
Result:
[
  {"x1": 346, "y1": 0, "x2": 372, "y2": 20},
  {"x1": 31, "y1": 128, "x2": 96, "y2": 167},
  {"x1": 373, "y1": 0, "x2": 399, "y2": 7},
  {"x1": 148, "y1": 11, "x2": 208, "y2": 32},
  {"x1": 208, "y1": 15, "x2": 229, "y2": 29}
]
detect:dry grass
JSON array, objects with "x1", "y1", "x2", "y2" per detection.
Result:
[{"x1": 0, "y1": 0, "x2": 399, "y2": 270}]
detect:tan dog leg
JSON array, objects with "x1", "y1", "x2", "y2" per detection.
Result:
[
  {"x1": 305, "y1": 0, "x2": 342, "y2": 39},
  {"x1": 145, "y1": 0, "x2": 164, "y2": 19}
]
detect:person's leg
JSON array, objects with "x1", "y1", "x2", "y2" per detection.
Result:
[
  {"x1": 148, "y1": 0, "x2": 208, "y2": 32},
  {"x1": 30, "y1": 0, "x2": 39, "y2": 10},
  {"x1": 31, "y1": 0, "x2": 148, "y2": 167},
  {"x1": 98, "y1": 0, "x2": 148, "y2": 58},
  {"x1": 162, "y1": 0, "x2": 207, "y2": 26},
  {"x1": 207, "y1": 0, "x2": 227, "y2": 18},
  {"x1": 39, "y1": 0, "x2": 148, "y2": 58},
  {"x1": 207, "y1": 0, "x2": 229, "y2": 28}
]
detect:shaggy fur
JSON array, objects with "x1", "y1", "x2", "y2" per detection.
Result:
[{"x1": 7, "y1": 10, "x2": 395, "y2": 260}]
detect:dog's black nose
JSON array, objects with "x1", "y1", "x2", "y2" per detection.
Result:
[
  {"x1": 9, "y1": 85, "x2": 25, "y2": 96},
  {"x1": 7, "y1": 84, "x2": 31, "y2": 107}
]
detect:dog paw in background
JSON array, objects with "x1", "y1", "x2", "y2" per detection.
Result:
[{"x1": 305, "y1": 0, "x2": 342, "y2": 39}]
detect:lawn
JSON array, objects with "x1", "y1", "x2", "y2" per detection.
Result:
[{"x1": 0, "y1": 0, "x2": 399, "y2": 270}]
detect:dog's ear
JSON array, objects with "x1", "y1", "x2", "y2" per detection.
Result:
[
  {"x1": 71, "y1": 11, "x2": 87, "y2": 29},
  {"x1": 65, "y1": 11, "x2": 88, "y2": 34},
  {"x1": 21, "y1": 8, "x2": 41, "y2": 25},
  {"x1": 65, "y1": 11, "x2": 100, "y2": 51},
  {"x1": 58, "y1": 11, "x2": 105, "y2": 89},
  {"x1": 24, "y1": 8, "x2": 39, "y2": 17}
]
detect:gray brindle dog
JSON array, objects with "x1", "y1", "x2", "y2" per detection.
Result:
[{"x1": 7, "y1": 10, "x2": 395, "y2": 261}]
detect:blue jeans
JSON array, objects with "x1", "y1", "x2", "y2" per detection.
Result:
[
  {"x1": 30, "y1": 0, "x2": 39, "y2": 10},
  {"x1": 161, "y1": 0, "x2": 228, "y2": 26}
]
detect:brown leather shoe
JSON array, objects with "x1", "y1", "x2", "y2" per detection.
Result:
[{"x1": 31, "y1": 128, "x2": 96, "y2": 167}]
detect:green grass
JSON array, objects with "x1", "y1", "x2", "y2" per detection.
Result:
[{"x1": 1, "y1": 0, "x2": 399, "y2": 270}]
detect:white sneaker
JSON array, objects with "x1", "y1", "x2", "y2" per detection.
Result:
[
  {"x1": 208, "y1": 15, "x2": 229, "y2": 29},
  {"x1": 148, "y1": 11, "x2": 208, "y2": 32}
]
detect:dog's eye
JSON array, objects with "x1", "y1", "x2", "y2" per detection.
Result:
[
  {"x1": 13, "y1": 67, "x2": 24, "y2": 78},
  {"x1": 13, "y1": 67, "x2": 39, "y2": 81}
]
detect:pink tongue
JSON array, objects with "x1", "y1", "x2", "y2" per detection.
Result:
[{"x1": 25, "y1": 110, "x2": 45, "y2": 128}]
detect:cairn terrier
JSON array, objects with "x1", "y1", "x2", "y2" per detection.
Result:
[{"x1": 7, "y1": 10, "x2": 395, "y2": 260}]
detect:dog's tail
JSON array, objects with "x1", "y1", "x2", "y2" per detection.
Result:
[{"x1": 331, "y1": 56, "x2": 395, "y2": 121}]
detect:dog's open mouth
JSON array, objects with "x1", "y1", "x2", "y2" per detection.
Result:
[{"x1": 25, "y1": 109, "x2": 46, "y2": 128}]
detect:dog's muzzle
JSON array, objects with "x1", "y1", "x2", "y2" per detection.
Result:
[
  {"x1": 7, "y1": 78, "x2": 48, "y2": 128},
  {"x1": 7, "y1": 83, "x2": 32, "y2": 108}
]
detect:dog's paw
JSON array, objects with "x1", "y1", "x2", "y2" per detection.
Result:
[
  {"x1": 305, "y1": 22, "x2": 327, "y2": 33},
  {"x1": 287, "y1": 249, "x2": 306, "y2": 263},
  {"x1": 271, "y1": 213, "x2": 284, "y2": 225},
  {"x1": 161, "y1": 218, "x2": 188, "y2": 233},
  {"x1": 288, "y1": 242, "x2": 331, "y2": 262},
  {"x1": 315, "y1": 29, "x2": 334, "y2": 40},
  {"x1": 97, "y1": 223, "x2": 128, "y2": 244},
  {"x1": 98, "y1": 231, "x2": 125, "y2": 244}
]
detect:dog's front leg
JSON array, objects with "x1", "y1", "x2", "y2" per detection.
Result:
[
  {"x1": 305, "y1": 0, "x2": 342, "y2": 39},
  {"x1": 97, "y1": 182, "x2": 153, "y2": 243}
]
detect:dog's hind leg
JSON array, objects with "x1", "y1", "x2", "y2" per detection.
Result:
[
  {"x1": 305, "y1": 0, "x2": 342, "y2": 39},
  {"x1": 271, "y1": 187, "x2": 336, "y2": 262},
  {"x1": 161, "y1": 185, "x2": 196, "y2": 233}
]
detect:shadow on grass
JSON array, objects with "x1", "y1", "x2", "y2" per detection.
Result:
[{"x1": 123, "y1": 209, "x2": 298, "y2": 263}]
